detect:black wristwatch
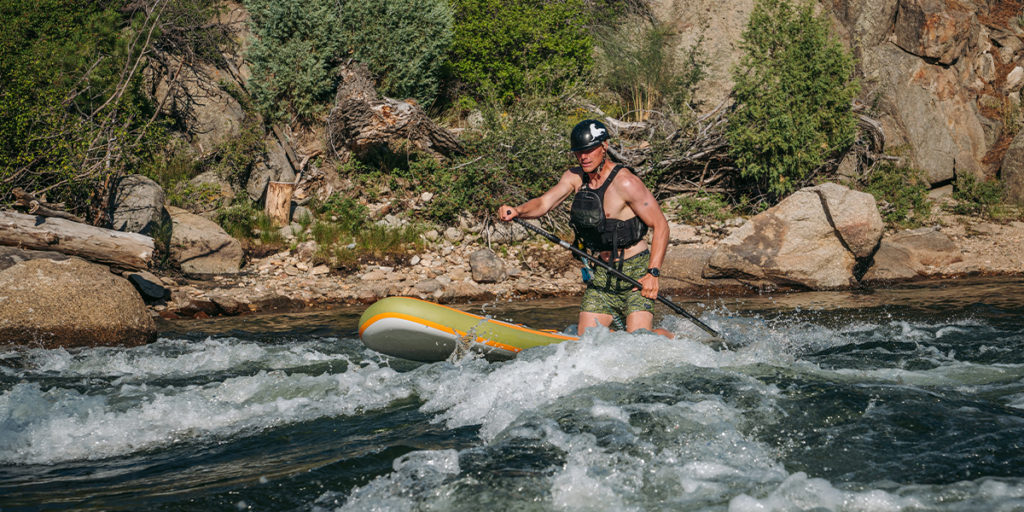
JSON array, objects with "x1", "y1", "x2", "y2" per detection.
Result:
[{"x1": 646, "y1": 267, "x2": 660, "y2": 277}]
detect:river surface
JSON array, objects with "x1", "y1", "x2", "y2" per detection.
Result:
[{"x1": 4, "y1": 278, "x2": 1024, "y2": 511}]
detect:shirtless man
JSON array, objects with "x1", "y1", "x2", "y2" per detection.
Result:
[{"x1": 499, "y1": 119, "x2": 671, "y2": 336}]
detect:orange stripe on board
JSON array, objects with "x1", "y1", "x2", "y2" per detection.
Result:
[
  {"x1": 396, "y1": 297, "x2": 576, "y2": 341},
  {"x1": 360, "y1": 311, "x2": 523, "y2": 353}
]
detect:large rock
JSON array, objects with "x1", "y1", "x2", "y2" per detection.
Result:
[
  {"x1": 0, "y1": 258, "x2": 156, "y2": 348},
  {"x1": 0, "y1": 246, "x2": 68, "y2": 272},
  {"x1": 861, "y1": 227, "x2": 963, "y2": 283},
  {"x1": 661, "y1": 245, "x2": 765, "y2": 295},
  {"x1": 167, "y1": 206, "x2": 243, "y2": 275},
  {"x1": 1002, "y1": 129, "x2": 1024, "y2": 204},
  {"x1": 861, "y1": 44, "x2": 988, "y2": 185},
  {"x1": 809, "y1": 182, "x2": 884, "y2": 258},
  {"x1": 893, "y1": 0, "x2": 976, "y2": 65},
  {"x1": 469, "y1": 248, "x2": 506, "y2": 283},
  {"x1": 704, "y1": 184, "x2": 881, "y2": 290},
  {"x1": 246, "y1": 136, "x2": 296, "y2": 202},
  {"x1": 110, "y1": 174, "x2": 167, "y2": 235}
]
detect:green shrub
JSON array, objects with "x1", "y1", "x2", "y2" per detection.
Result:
[
  {"x1": 310, "y1": 193, "x2": 422, "y2": 269},
  {"x1": 337, "y1": 0, "x2": 452, "y2": 108},
  {"x1": 861, "y1": 163, "x2": 931, "y2": 227},
  {"x1": 215, "y1": 197, "x2": 282, "y2": 245},
  {"x1": 595, "y1": 19, "x2": 706, "y2": 121},
  {"x1": 449, "y1": 0, "x2": 593, "y2": 102},
  {"x1": 415, "y1": 94, "x2": 575, "y2": 223},
  {"x1": 246, "y1": 0, "x2": 452, "y2": 122},
  {"x1": 727, "y1": 0, "x2": 859, "y2": 201},
  {"x1": 245, "y1": 0, "x2": 341, "y2": 123},
  {"x1": 952, "y1": 173, "x2": 1005, "y2": 218},
  {"x1": 670, "y1": 193, "x2": 733, "y2": 225}
]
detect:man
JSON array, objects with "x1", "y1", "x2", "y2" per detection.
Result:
[{"x1": 499, "y1": 119, "x2": 672, "y2": 337}]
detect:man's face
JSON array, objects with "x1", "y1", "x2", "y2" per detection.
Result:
[{"x1": 573, "y1": 143, "x2": 605, "y2": 173}]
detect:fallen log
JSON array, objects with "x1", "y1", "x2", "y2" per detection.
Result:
[
  {"x1": 12, "y1": 188, "x2": 85, "y2": 223},
  {"x1": 0, "y1": 211, "x2": 153, "y2": 271}
]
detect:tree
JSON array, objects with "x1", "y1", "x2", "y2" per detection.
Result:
[{"x1": 727, "y1": 0, "x2": 859, "y2": 200}]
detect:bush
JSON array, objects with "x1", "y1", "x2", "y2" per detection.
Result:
[
  {"x1": 215, "y1": 197, "x2": 282, "y2": 246},
  {"x1": 246, "y1": 0, "x2": 452, "y2": 122},
  {"x1": 727, "y1": 0, "x2": 859, "y2": 201},
  {"x1": 337, "y1": 0, "x2": 452, "y2": 108},
  {"x1": 861, "y1": 163, "x2": 931, "y2": 228},
  {"x1": 952, "y1": 173, "x2": 1006, "y2": 219},
  {"x1": 245, "y1": 0, "x2": 341, "y2": 123},
  {"x1": 415, "y1": 94, "x2": 576, "y2": 223},
  {"x1": 449, "y1": 0, "x2": 593, "y2": 102},
  {"x1": 594, "y1": 19, "x2": 706, "y2": 121},
  {"x1": 311, "y1": 193, "x2": 422, "y2": 269},
  {"x1": 670, "y1": 193, "x2": 733, "y2": 225}
]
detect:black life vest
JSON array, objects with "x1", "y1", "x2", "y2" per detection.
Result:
[{"x1": 569, "y1": 165, "x2": 648, "y2": 256}]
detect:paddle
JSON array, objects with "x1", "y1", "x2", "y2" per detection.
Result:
[{"x1": 511, "y1": 217, "x2": 722, "y2": 339}]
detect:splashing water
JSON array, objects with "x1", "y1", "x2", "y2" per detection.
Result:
[{"x1": 3, "y1": 279, "x2": 1024, "y2": 511}]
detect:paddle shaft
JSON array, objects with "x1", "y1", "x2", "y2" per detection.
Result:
[{"x1": 511, "y1": 217, "x2": 720, "y2": 337}]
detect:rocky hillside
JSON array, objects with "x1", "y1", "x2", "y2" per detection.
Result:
[{"x1": 657, "y1": 0, "x2": 1024, "y2": 201}]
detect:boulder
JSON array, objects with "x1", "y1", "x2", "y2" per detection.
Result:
[
  {"x1": 0, "y1": 258, "x2": 156, "y2": 348},
  {"x1": 0, "y1": 246, "x2": 68, "y2": 272},
  {"x1": 808, "y1": 182, "x2": 884, "y2": 258},
  {"x1": 861, "y1": 227, "x2": 963, "y2": 283},
  {"x1": 1001, "y1": 129, "x2": 1024, "y2": 204},
  {"x1": 661, "y1": 245, "x2": 764, "y2": 295},
  {"x1": 110, "y1": 174, "x2": 167, "y2": 235},
  {"x1": 167, "y1": 206, "x2": 243, "y2": 276},
  {"x1": 125, "y1": 270, "x2": 169, "y2": 302},
  {"x1": 893, "y1": 0, "x2": 975, "y2": 65},
  {"x1": 704, "y1": 185, "x2": 868, "y2": 289},
  {"x1": 246, "y1": 137, "x2": 295, "y2": 202},
  {"x1": 469, "y1": 248, "x2": 507, "y2": 283}
]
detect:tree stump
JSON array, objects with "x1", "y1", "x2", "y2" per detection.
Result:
[
  {"x1": 266, "y1": 181, "x2": 294, "y2": 227},
  {"x1": 327, "y1": 62, "x2": 463, "y2": 161}
]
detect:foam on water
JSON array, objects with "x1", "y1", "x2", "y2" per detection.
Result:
[
  {"x1": 328, "y1": 313, "x2": 1024, "y2": 511},
  {"x1": 4, "y1": 302, "x2": 1024, "y2": 510},
  {"x1": 0, "y1": 357, "x2": 412, "y2": 464},
  {"x1": 0, "y1": 336, "x2": 350, "y2": 381}
]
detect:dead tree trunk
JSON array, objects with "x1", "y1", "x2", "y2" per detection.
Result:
[
  {"x1": 327, "y1": 62, "x2": 463, "y2": 161},
  {"x1": 0, "y1": 211, "x2": 153, "y2": 270}
]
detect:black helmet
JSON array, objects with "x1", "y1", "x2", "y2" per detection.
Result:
[{"x1": 570, "y1": 120, "x2": 609, "y2": 152}]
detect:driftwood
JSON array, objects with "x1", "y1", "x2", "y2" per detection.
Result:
[
  {"x1": 12, "y1": 188, "x2": 85, "y2": 223},
  {"x1": 0, "y1": 211, "x2": 153, "y2": 271},
  {"x1": 327, "y1": 62, "x2": 463, "y2": 161}
]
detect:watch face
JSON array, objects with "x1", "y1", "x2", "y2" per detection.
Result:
[{"x1": 648, "y1": 268, "x2": 660, "y2": 277}]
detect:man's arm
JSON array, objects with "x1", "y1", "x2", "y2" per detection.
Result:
[
  {"x1": 498, "y1": 169, "x2": 579, "y2": 221},
  {"x1": 618, "y1": 170, "x2": 669, "y2": 299}
]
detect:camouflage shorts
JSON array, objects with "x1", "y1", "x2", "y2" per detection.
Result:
[{"x1": 580, "y1": 250, "x2": 654, "y2": 329}]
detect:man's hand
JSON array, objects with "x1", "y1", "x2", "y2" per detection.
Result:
[
  {"x1": 498, "y1": 205, "x2": 519, "y2": 222},
  {"x1": 636, "y1": 273, "x2": 659, "y2": 300}
]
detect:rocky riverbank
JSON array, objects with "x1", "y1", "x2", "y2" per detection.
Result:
[{"x1": 153, "y1": 205, "x2": 1024, "y2": 321}]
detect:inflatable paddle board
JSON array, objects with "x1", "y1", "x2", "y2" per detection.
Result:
[{"x1": 359, "y1": 296, "x2": 578, "y2": 362}]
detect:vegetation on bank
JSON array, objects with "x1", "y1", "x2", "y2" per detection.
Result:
[{"x1": 1, "y1": 0, "x2": 1019, "y2": 271}]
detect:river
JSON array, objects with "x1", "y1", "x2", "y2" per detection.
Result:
[{"x1": 3, "y1": 278, "x2": 1024, "y2": 511}]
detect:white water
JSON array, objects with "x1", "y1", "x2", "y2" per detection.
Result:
[{"x1": 4, "y1": 306, "x2": 1024, "y2": 511}]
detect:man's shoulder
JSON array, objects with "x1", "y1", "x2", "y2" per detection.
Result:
[{"x1": 609, "y1": 166, "x2": 647, "y2": 192}]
